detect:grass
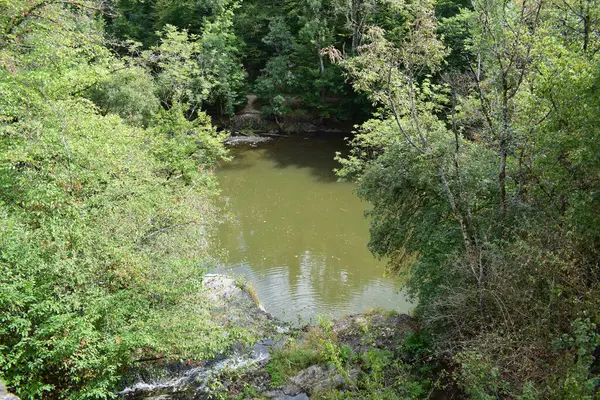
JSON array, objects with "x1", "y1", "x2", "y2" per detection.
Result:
[
  {"x1": 265, "y1": 327, "x2": 330, "y2": 387},
  {"x1": 233, "y1": 276, "x2": 263, "y2": 309},
  {"x1": 205, "y1": 311, "x2": 438, "y2": 399}
]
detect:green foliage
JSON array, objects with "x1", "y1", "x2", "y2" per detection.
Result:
[
  {"x1": 400, "y1": 331, "x2": 433, "y2": 362},
  {"x1": 0, "y1": 99, "x2": 236, "y2": 398},
  {"x1": 144, "y1": 21, "x2": 246, "y2": 117},
  {"x1": 454, "y1": 351, "x2": 509, "y2": 399},
  {"x1": 254, "y1": 57, "x2": 295, "y2": 117},
  {"x1": 261, "y1": 17, "x2": 295, "y2": 56},
  {"x1": 265, "y1": 328, "x2": 328, "y2": 387},
  {"x1": 104, "y1": 0, "x2": 236, "y2": 45},
  {"x1": 87, "y1": 66, "x2": 160, "y2": 127},
  {"x1": 252, "y1": 17, "x2": 297, "y2": 118},
  {"x1": 3, "y1": 0, "x2": 599, "y2": 397},
  {"x1": 547, "y1": 319, "x2": 600, "y2": 399},
  {"x1": 264, "y1": 315, "x2": 436, "y2": 400},
  {"x1": 104, "y1": 0, "x2": 248, "y2": 116},
  {"x1": 0, "y1": 1, "x2": 250, "y2": 398},
  {"x1": 234, "y1": 384, "x2": 261, "y2": 399},
  {"x1": 103, "y1": 0, "x2": 470, "y2": 121},
  {"x1": 235, "y1": 0, "x2": 374, "y2": 120},
  {"x1": 103, "y1": 0, "x2": 158, "y2": 46},
  {"x1": 153, "y1": 0, "x2": 233, "y2": 34},
  {"x1": 151, "y1": 103, "x2": 229, "y2": 182},
  {"x1": 336, "y1": 0, "x2": 600, "y2": 395}
]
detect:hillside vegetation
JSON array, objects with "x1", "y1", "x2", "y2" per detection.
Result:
[{"x1": 1, "y1": 0, "x2": 599, "y2": 398}]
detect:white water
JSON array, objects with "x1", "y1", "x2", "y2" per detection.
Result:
[{"x1": 120, "y1": 340, "x2": 277, "y2": 397}]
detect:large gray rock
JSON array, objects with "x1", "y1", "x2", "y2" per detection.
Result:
[
  {"x1": 332, "y1": 311, "x2": 415, "y2": 352},
  {"x1": 201, "y1": 274, "x2": 272, "y2": 330},
  {"x1": 0, "y1": 381, "x2": 20, "y2": 400},
  {"x1": 264, "y1": 391, "x2": 309, "y2": 400},
  {"x1": 288, "y1": 365, "x2": 356, "y2": 395},
  {"x1": 223, "y1": 135, "x2": 273, "y2": 146}
]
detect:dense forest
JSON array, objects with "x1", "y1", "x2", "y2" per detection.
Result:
[{"x1": 1, "y1": 0, "x2": 599, "y2": 398}]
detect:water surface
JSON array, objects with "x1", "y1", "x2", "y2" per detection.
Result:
[{"x1": 215, "y1": 133, "x2": 410, "y2": 323}]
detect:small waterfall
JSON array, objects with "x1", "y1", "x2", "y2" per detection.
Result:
[{"x1": 120, "y1": 339, "x2": 280, "y2": 398}]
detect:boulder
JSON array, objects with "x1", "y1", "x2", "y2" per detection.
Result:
[
  {"x1": 288, "y1": 365, "x2": 355, "y2": 395},
  {"x1": 223, "y1": 135, "x2": 272, "y2": 146},
  {"x1": 0, "y1": 381, "x2": 20, "y2": 400},
  {"x1": 264, "y1": 391, "x2": 309, "y2": 400},
  {"x1": 332, "y1": 311, "x2": 415, "y2": 352}
]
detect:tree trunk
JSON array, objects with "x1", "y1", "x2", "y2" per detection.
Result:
[
  {"x1": 351, "y1": 0, "x2": 361, "y2": 53},
  {"x1": 499, "y1": 77, "x2": 509, "y2": 227},
  {"x1": 319, "y1": 51, "x2": 326, "y2": 101},
  {"x1": 583, "y1": 13, "x2": 590, "y2": 52}
]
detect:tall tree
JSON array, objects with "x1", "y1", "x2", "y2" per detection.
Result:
[{"x1": 335, "y1": 0, "x2": 600, "y2": 395}]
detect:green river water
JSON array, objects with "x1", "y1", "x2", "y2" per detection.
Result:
[{"x1": 215, "y1": 133, "x2": 411, "y2": 323}]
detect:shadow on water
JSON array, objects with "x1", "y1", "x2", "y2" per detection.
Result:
[{"x1": 233, "y1": 133, "x2": 351, "y2": 183}]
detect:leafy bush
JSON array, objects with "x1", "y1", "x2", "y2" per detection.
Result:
[
  {"x1": 87, "y1": 67, "x2": 160, "y2": 127},
  {"x1": 0, "y1": 3, "x2": 244, "y2": 397},
  {"x1": 0, "y1": 99, "x2": 239, "y2": 398},
  {"x1": 547, "y1": 319, "x2": 600, "y2": 400}
]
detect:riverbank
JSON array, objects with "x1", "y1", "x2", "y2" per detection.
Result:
[
  {"x1": 119, "y1": 275, "x2": 432, "y2": 400},
  {"x1": 219, "y1": 94, "x2": 354, "y2": 137},
  {"x1": 226, "y1": 310, "x2": 419, "y2": 400}
]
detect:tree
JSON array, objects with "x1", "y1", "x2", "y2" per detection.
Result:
[
  {"x1": 253, "y1": 17, "x2": 297, "y2": 120},
  {"x1": 86, "y1": 66, "x2": 160, "y2": 127},
  {"x1": 0, "y1": 1, "x2": 252, "y2": 397},
  {"x1": 332, "y1": 0, "x2": 377, "y2": 53},
  {"x1": 335, "y1": 0, "x2": 600, "y2": 394},
  {"x1": 144, "y1": 19, "x2": 246, "y2": 118}
]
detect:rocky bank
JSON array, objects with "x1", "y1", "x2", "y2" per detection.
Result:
[
  {"x1": 0, "y1": 381, "x2": 19, "y2": 400},
  {"x1": 120, "y1": 274, "x2": 416, "y2": 400}
]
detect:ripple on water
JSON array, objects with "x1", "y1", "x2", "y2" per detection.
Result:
[{"x1": 214, "y1": 135, "x2": 411, "y2": 324}]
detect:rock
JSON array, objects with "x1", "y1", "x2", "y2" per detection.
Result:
[
  {"x1": 289, "y1": 394, "x2": 309, "y2": 400},
  {"x1": 228, "y1": 111, "x2": 273, "y2": 132},
  {"x1": 332, "y1": 311, "x2": 415, "y2": 352},
  {"x1": 119, "y1": 290, "x2": 412, "y2": 400},
  {"x1": 0, "y1": 381, "x2": 20, "y2": 400},
  {"x1": 120, "y1": 275, "x2": 286, "y2": 399},
  {"x1": 223, "y1": 135, "x2": 272, "y2": 146},
  {"x1": 265, "y1": 390, "x2": 309, "y2": 400},
  {"x1": 282, "y1": 383, "x2": 302, "y2": 396},
  {"x1": 289, "y1": 365, "x2": 354, "y2": 395},
  {"x1": 201, "y1": 274, "x2": 273, "y2": 331}
]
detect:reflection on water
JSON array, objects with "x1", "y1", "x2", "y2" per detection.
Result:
[{"x1": 214, "y1": 133, "x2": 411, "y2": 323}]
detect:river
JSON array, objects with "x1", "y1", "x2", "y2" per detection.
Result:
[{"x1": 214, "y1": 133, "x2": 411, "y2": 323}]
